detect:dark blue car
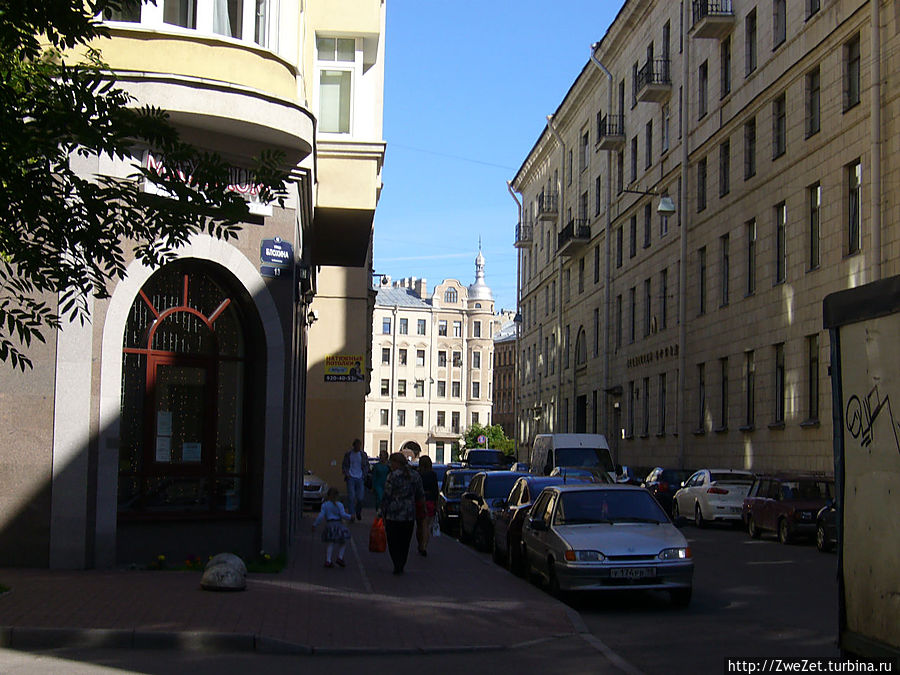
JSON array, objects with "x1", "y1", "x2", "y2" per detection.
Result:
[{"x1": 438, "y1": 469, "x2": 478, "y2": 535}]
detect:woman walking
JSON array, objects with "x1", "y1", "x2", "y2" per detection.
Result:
[
  {"x1": 416, "y1": 455, "x2": 439, "y2": 557},
  {"x1": 371, "y1": 449, "x2": 390, "y2": 511},
  {"x1": 380, "y1": 452, "x2": 424, "y2": 575}
]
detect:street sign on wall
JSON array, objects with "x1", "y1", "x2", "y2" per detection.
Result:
[{"x1": 260, "y1": 237, "x2": 293, "y2": 278}]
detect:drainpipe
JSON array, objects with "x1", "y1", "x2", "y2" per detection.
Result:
[
  {"x1": 590, "y1": 44, "x2": 614, "y2": 440},
  {"x1": 507, "y1": 181, "x2": 524, "y2": 455},
  {"x1": 871, "y1": 0, "x2": 882, "y2": 280},
  {"x1": 677, "y1": 0, "x2": 690, "y2": 470},
  {"x1": 545, "y1": 115, "x2": 566, "y2": 432}
]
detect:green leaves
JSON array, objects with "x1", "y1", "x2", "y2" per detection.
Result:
[{"x1": 462, "y1": 422, "x2": 516, "y2": 454}]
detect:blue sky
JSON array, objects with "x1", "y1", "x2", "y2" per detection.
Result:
[{"x1": 373, "y1": 1, "x2": 620, "y2": 313}]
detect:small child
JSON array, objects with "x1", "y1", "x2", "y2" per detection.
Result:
[{"x1": 312, "y1": 487, "x2": 352, "y2": 567}]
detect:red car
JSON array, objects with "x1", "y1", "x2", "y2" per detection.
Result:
[{"x1": 742, "y1": 474, "x2": 835, "y2": 544}]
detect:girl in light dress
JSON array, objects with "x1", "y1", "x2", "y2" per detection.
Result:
[{"x1": 312, "y1": 487, "x2": 352, "y2": 567}]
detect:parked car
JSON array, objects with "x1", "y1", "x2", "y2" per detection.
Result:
[
  {"x1": 458, "y1": 471, "x2": 521, "y2": 551},
  {"x1": 530, "y1": 433, "x2": 616, "y2": 481},
  {"x1": 672, "y1": 469, "x2": 755, "y2": 527},
  {"x1": 437, "y1": 469, "x2": 478, "y2": 534},
  {"x1": 511, "y1": 462, "x2": 531, "y2": 473},
  {"x1": 816, "y1": 500, "x2": 838, "y2": 553},
  {"x1": 743, "y1": 474, "x2": 835, "y2": 544},
  {"x1": 616, "y1": 465, "x2": 653, "y2": 485},
  {"x1": 521, "y1": 484, "x2": 694, "y2": 606},
  {"x1": 492, "y1": 475, "x2": 567, "y2": 573},
  {"x1": 302, "y1": 469, "x2": 328, "y2": 511},
  {"x1": 549, "y1": 466, "x2": 605, "y2": 483},
  {"x1": 432, "y1": 463, "x2": 450, "y2": 492},
  {"x1": 463, "y1": 449, "x2": 513, "y2": 470},
  {"x1": 642, "y1": 467, "x2": 694, "y2": 516}
]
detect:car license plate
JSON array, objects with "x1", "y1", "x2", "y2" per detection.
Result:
[{"x1": 610, "y1": 567, "x2": 656, "y2": 579}]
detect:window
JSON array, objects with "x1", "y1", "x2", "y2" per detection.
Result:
[
  {"x1": 658, "y1": 372, "x2": 667, "y2": 434},
  {"x1": 415, "y1": 410, "x2": 424, "y2": 427},
  {"x1": 697, "y1": 363, "x2": 706, "y2": 432},
  {"x1": 632, "y1": 62, "x2": 638, "y2": 108},
  {"x1": 660, "y1": 268, "x2": 668, "y2": 330},
  {"x1": 645, "y1": 121, "x2": 653, "y2": 169},
  {"x1": 578, "y1": 257, "x2": 585, "y2": 293},
  {"x1": 698, "y1": 61, "x2": 708, "y2": 118},
  {"x1": 806, "y1": 66, "x2": 821, "y2": 137},
  {"x1": 435, "y1": 441, "x2": 445, "y2": 463},
  {"x1": 453, "y1": 321, "x2": 462, "y2": 338},
  {"x1": 472, "y1": 412, "x2": 479, "y2": 425},
  {"x1": 399, "y1": 349, "x2": 407, "y2": 366},
  {"x1": 472, "y1": 381, "x2": 480, "y2": 399},
  {"x1": 772, "y1": 93, "x2": 786, "y2": 158},
  {"x1": 697, "y1": 157, "x2": 707, "y2": 212},
  {"x1": 581, "y1": 130, "x2": 589, "y2": 171},
  {"x1": 629, "y1": 286, "x2": 636, "y2": 344},
  {"x1": 397, "y1": 409, "x2": 406, "y2": 427},
  {"x1": 567, "y1": 149, "x2": 573, "y2": 185},
  {"x1": 845, "y1": 34, "x2": 861, "y2": 110},
  {"x1": 473, "y1": 321, "x2": 481, "y2": 338},
  {"x1": 807, "y1": 334, "x2": 819, "y2": 421},
  {"x1": 744, "y1": 350, "x2": 755, "y2": 428},
  {"x1": 438, "y1": 320, "x2": 447, "y2": 336},
  {"x1": 415, "y1": 380, "x2": 424, "y2": 397},
  {"x1": 808, "y1": 183, "x2": 821, "y2": 269},
  {"x1": 643, "y1": 204, "x2": 652, "y2": 248},
  {"x1": 380, "y1": 409, "x2": 389, "y2": 426},
  {"x1": 452, "y1": 351, "x2": 462, "y2": 367},
  {"x1": 451, "y1": 412, "x2": 460, "y2": 433},
  {"x1": 317, "y1": 37, "x2": 356, "y2": 134},
  {"x1": 642, "y1": 376, "x2": 650, "y2": 436},
  {"x1": 616, "y1": 227, "x2": 623, "y2": 268},
  {"x1": 627, "y1": 381, "x2": 635, "y2": 437},
  {"x1": 616, "y1": 150, "x2": 624, "y2": 193},
  {"x1": 698, "y1": 247, "x2": 707, "y2": 315},
  {"x1": 807, "y1": 0, "x2": 821, "y2": 18},
  {"x1": 452, "y1": 381, "x2": 460, "y2": 398},
  {"x1": 381, "y1": 347, "x2": 390, "y2": 365},
  {"x1": 437, "y1": 410, "x2": 446, "y2": 427},
  {"x1": 721, "y1": 36, "x2": 732, "y2": 98},
  {"x1": 746, "y1": 219, "x2": 757, "y2": 295},
  {"x1": 644, "y1": 278, "x2": 652, "y2": 337},
  {"x1": 745, "y1": 9, "x2": 758, "y2": 75},
  {"x1": 629, "y1": 215, "x2": 637, "y2": 258},
  {"x1": 473, "y1": 351, "x2": 481, "y2": 369},
  {"x1": 417, "y1": 319, "x2": 426, "y2": 335},
  {"x1": 719, "y1": 140, "x2": 730, "y2": 197},
  {"x1": 721, "y1": 234, "x2": 730, "y2": 306},
  {"x1": 660, "y1": 194, "x2": 670, "y2": 237},
  {"x1": 397, "y1": 317, "x2": 408, "y2": 335},
  {"x1": 773, "y1": 0, "x2": 786, "y2": 49},
  {"x1": 615, "y1": 294, "x2": 623, "y2": 349},
  {"x1": 593, "y1": 307, "x2": 600, "y2": 357},
  {"x1": 775, "y1": 202, "x2": 786, "y2": 283},
  {"x1": 444, "y1": 288, "x2": 457, "y2": 303},
  {"x1": 104, "y1": 2, "x2": 142, "y2": 22},
  {"x1": 630, "y1": 136, "x2": 638, "y2": 183},
  {"x1": 719, "y1": 357, "x2": 729, "y2": 430},
  {"x1": 380, "y1": 379, "x2": 390, "y2": 396},
  {"x1": 744, "y1": 118, "x2": 756, "y2": 179},
  {"x1": 847, "y1": 160, "x2": 862, "y2": 254},
  {"x1": 437, "y1": 380, "x2": 446, "y2": 397},
  {"x1": 438, "y1": 350, "x2": 447, "y2": 367},
  {"x1": 397, "y1": 379, "x2": 407, "y2": 397},
  {"x1": 662, "y1": 103, "x2": 671, "y2": 152},
  {"x1": 382, "y1": 317, "x2": 391, "y2": 334},
  {"x1": 774, "y1": 343, "x2": 785, "y2": 424},
  {"x1": 416, "y1": 349, "x2": 426, "y2": 367},
  {"x1": 595, "y1": 176, "x2": 602, "y2": 216}
]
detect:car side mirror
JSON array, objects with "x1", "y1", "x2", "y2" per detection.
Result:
[
  {"x1": 680, "y1": 481, "x2": 686, "y2": 488},
  {"x1": 528, "y1": 518, "x2": 548, "y2": 532}
]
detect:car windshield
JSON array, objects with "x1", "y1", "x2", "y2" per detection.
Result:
[
  {"x1": 782, "y1": 480, "x2": 834, "y2": 500},
  {"x1": 444, "y1": 472, "x2": 476, "y2": 495},
  {"x1": 710, "y1": 472, "x2": 754, "y2": 485},
  {"x1": 660, "y1": 469, "x2": 692, "y2": 484},
  {"x1": 485, "y1": 475, "x2": 519, "y2": 499},
  {"x1": 466, "y1": 450, "x2": 506, "y2": 465},
  {"x1": 555, "y1": 448, "x2": 615, "y2": 473},
  {"x1": 556, "y1": 490, "x2": 668, "y2": 525}
]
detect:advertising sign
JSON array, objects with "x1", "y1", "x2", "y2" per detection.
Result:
[{"x1": 325, "y1": 355, "x2": 366, "y2": 382}]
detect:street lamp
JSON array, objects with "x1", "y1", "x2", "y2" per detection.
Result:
[{"x1": 622, "y1": 188, "x2": 676, "y2": 216}]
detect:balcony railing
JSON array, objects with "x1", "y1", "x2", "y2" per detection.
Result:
[
  {"x1": 515, "y1": 222, "x2": 533, "y2": 248},
  {"x1": 557, "y1": 218, "x2": 591, "y2": 256},
  {"x1": 692, "y1": 0, "x2": 735, "y2": 39},
  {"x1": 637, "y1": 59, "x2": 672, "y2": 103},
  {"x1": 596, "y1": 113, "x2": 625, "y2": 151},
  {"x1": 537, "y1": 192, "x2": 559, "y2": 221}
]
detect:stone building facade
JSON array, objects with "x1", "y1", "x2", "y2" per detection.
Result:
[{"x1": 511, "y1": 0, "x2": 898, "y2": 474}]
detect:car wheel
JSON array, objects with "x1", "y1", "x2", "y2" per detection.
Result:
[
  {"x1": 816, "y1": 523, "x2": 832, "y2": 552},
  {"x1": 547, "y1": 561, "x2": 564, "y2": 599},
  {"x1": 491, "y1": 537, "x2": 503, "y2": 564},
  {"x1": 778, "y1": 518, "x2": 792, "y2": 545},
  {"x1": 526, "y1": 554, "x2": 541, "y2": 586},
  {"x1": 748, "y1": 516, "x2": 762, "y2": 539},
  {"x1": 669, "y1": 587, "x2": 692, "y2": 607},
  {"x1": 694, "y1": 503, "x2": 706, "y2": 529},
  {"x1": 671, "y1": 500, "x2": 681, "y2": 523}
]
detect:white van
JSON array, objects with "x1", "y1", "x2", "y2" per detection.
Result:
[{"x1": 529, "y1": 434, "x2": 616, "y2": 482}]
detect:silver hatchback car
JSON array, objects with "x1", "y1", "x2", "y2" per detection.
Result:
[{"x1": 521, "y1": 484, "x2": 694, "y2": 606}]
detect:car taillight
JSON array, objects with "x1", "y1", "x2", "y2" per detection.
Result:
[
  {"x1": 707, "y1": 487, "x2": 729, "y2": 495},
  {"x1": 659, "y1": 481, "x2": 670, "y2": 493}
]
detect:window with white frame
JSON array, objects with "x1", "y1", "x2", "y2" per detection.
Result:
[{"x1": 316, "y1": 36, "x2": 357, "y2": 134}]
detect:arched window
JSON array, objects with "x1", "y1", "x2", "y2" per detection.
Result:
[
  {"x1": 118, "y1": 261, "x2": 252, "y2": 516},
  {"x1": 444, "y1": 288, "x2": 458, "y2": 303},
  {"x1": 575, "y1": 327, "x2": 587, "y2": 367}
]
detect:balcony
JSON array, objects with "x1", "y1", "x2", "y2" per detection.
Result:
[
  {"x1": 691, "y1": 0, "x2": 735, "y2": 39},
  {"x1": 636, "y1": 59, "x2": 672, "y2": 103},
  {"x1": 514, "y1": 221, "x2": 533, "y2": 248},
  {"x1": 596, "y1": 113, "x2": 625, "y2": 151},
  {"x1": 429, "y1": 425, "x2": 460, "y2": 439},
  {"x1": 537, "y1": 192, "x2": 559, "y2": 222},
  {"x1": 557, "y1": 219, "x2": 591, "y2": 257}
]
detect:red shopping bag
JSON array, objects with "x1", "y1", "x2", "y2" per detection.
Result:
[{"x1": 369, "y1": 517, "x2": 386, "y2": 553}]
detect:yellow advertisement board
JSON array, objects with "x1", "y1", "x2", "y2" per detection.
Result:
[{"x1": 324, "y1": 354, "x2": 366, "y2": 382}]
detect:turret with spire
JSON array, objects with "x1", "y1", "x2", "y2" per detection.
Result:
[{"x1": 468, "y1": 240, "x2": 493, "y2": 305}]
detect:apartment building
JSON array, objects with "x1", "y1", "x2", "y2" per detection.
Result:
[
  {"x1": 0, "y1": 0, "x2": 385, "y2": 568},
  {"x1": 365, "y1": 253, "x2": 496, "y2": 463},
  {"x1": 493, "y1": 319, "x2": 518, "y2": 441},
  {"x1": 511, "y1": 0, "x2": 897, "y2": 474}
]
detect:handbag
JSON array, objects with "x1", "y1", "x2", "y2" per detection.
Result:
[
  {"x1": 431, "y1": 516, "x2": 441, "y2": 538},
  {"x1": 368, "y1": 517, "x2": 386, "y2": 553}
]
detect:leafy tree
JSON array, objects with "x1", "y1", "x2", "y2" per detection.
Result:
[
  {"x1": 461, "y1": 422, "x2": 515, "y2": 455},
  {"x1": 0, "y1": 0, "x2": 288, "y2": 370}
]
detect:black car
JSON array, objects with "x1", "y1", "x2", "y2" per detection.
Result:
[
  {"x1": 816, "y1": 500, "x2": 838, "y2": 552},
  {"x1": 642, "y1": 467, "x2": 694, "y2": 515},
  {"x1": 492, "y1": 475, "x2": 567, "y2": 574},
  {"x1": 458, "y1": 471, "x2": 521, "y2": 551},
  {"x1": 462, "y1": 449, "x2": 512, "y2": 470},
  {"x1": 437, "y1": 469, "x2": 478, "y2": 535}
]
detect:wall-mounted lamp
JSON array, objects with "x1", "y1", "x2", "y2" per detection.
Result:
[
  {"x1": 306, "y1": 309, "x2": 319, "y2": 326},
  {"x1": 622, "y1": 188, "x2": 677, "y2": 216}
]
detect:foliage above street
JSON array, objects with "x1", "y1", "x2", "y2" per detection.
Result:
[
  {"x1": 0, "y1": 0, "x2": 288, "y2": 370},
  {"x1": 462, "y1": 422, "x2": 515, "y2": 455}
]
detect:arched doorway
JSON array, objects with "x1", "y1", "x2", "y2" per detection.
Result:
[{"x1": 117, "y1": 260, "x2": 261, "y2": 516}]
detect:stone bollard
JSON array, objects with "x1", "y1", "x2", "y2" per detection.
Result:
[{"x1": 201, "y1": 552, "x2": 247, "y2": 592}]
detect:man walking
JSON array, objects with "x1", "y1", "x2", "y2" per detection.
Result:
[{"x1": 342, "y1": 438, "x2": 369, "y2": 520}]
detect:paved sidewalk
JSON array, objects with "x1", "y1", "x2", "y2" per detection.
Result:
[{"x1": 0, "y1": 508, "x2": 577, "y2": 654}]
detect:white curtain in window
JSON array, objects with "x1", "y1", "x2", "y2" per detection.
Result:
[
  {"x1": 319, "y1": 70, "x2": 351, "y2": 133},
  {"x1": 214, "y1": 0, "x2": 242, "y2": 37}
]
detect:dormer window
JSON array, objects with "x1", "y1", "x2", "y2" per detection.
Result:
[{"x1": 445, "y1": 288, "x2": 458, "y2": 303}]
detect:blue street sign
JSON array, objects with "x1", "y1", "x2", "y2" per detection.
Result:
[{"x1": 260, "y1": 237, "x2": 293, "y2": 267}]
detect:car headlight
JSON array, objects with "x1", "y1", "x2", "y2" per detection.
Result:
[
  {"x1": 564, "y1": 550, "x2": 606, "y2": 562},
  {"x1": 658, "y1": 547, "x2": 691, "y2": 560}
]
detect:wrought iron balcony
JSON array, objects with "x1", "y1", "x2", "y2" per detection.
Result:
[
  {"x1": 557, "y1": 218, "x2": 591, "y2": 257},
  {"x1": 596, "y1": 113, "x2": 625, "y2": 151},
  {"x1": 537, "y1": 192, "x2": 559, "y2": 221},
  {"x1": 692, "y1": 0, "x2": 735, "y2": 39},
  {"x1": 637, "y1": 58, "x2": 672, "y2": 103},
  {"x1": 514, "y1": 221, "x2": 533, "y2": 248}
]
